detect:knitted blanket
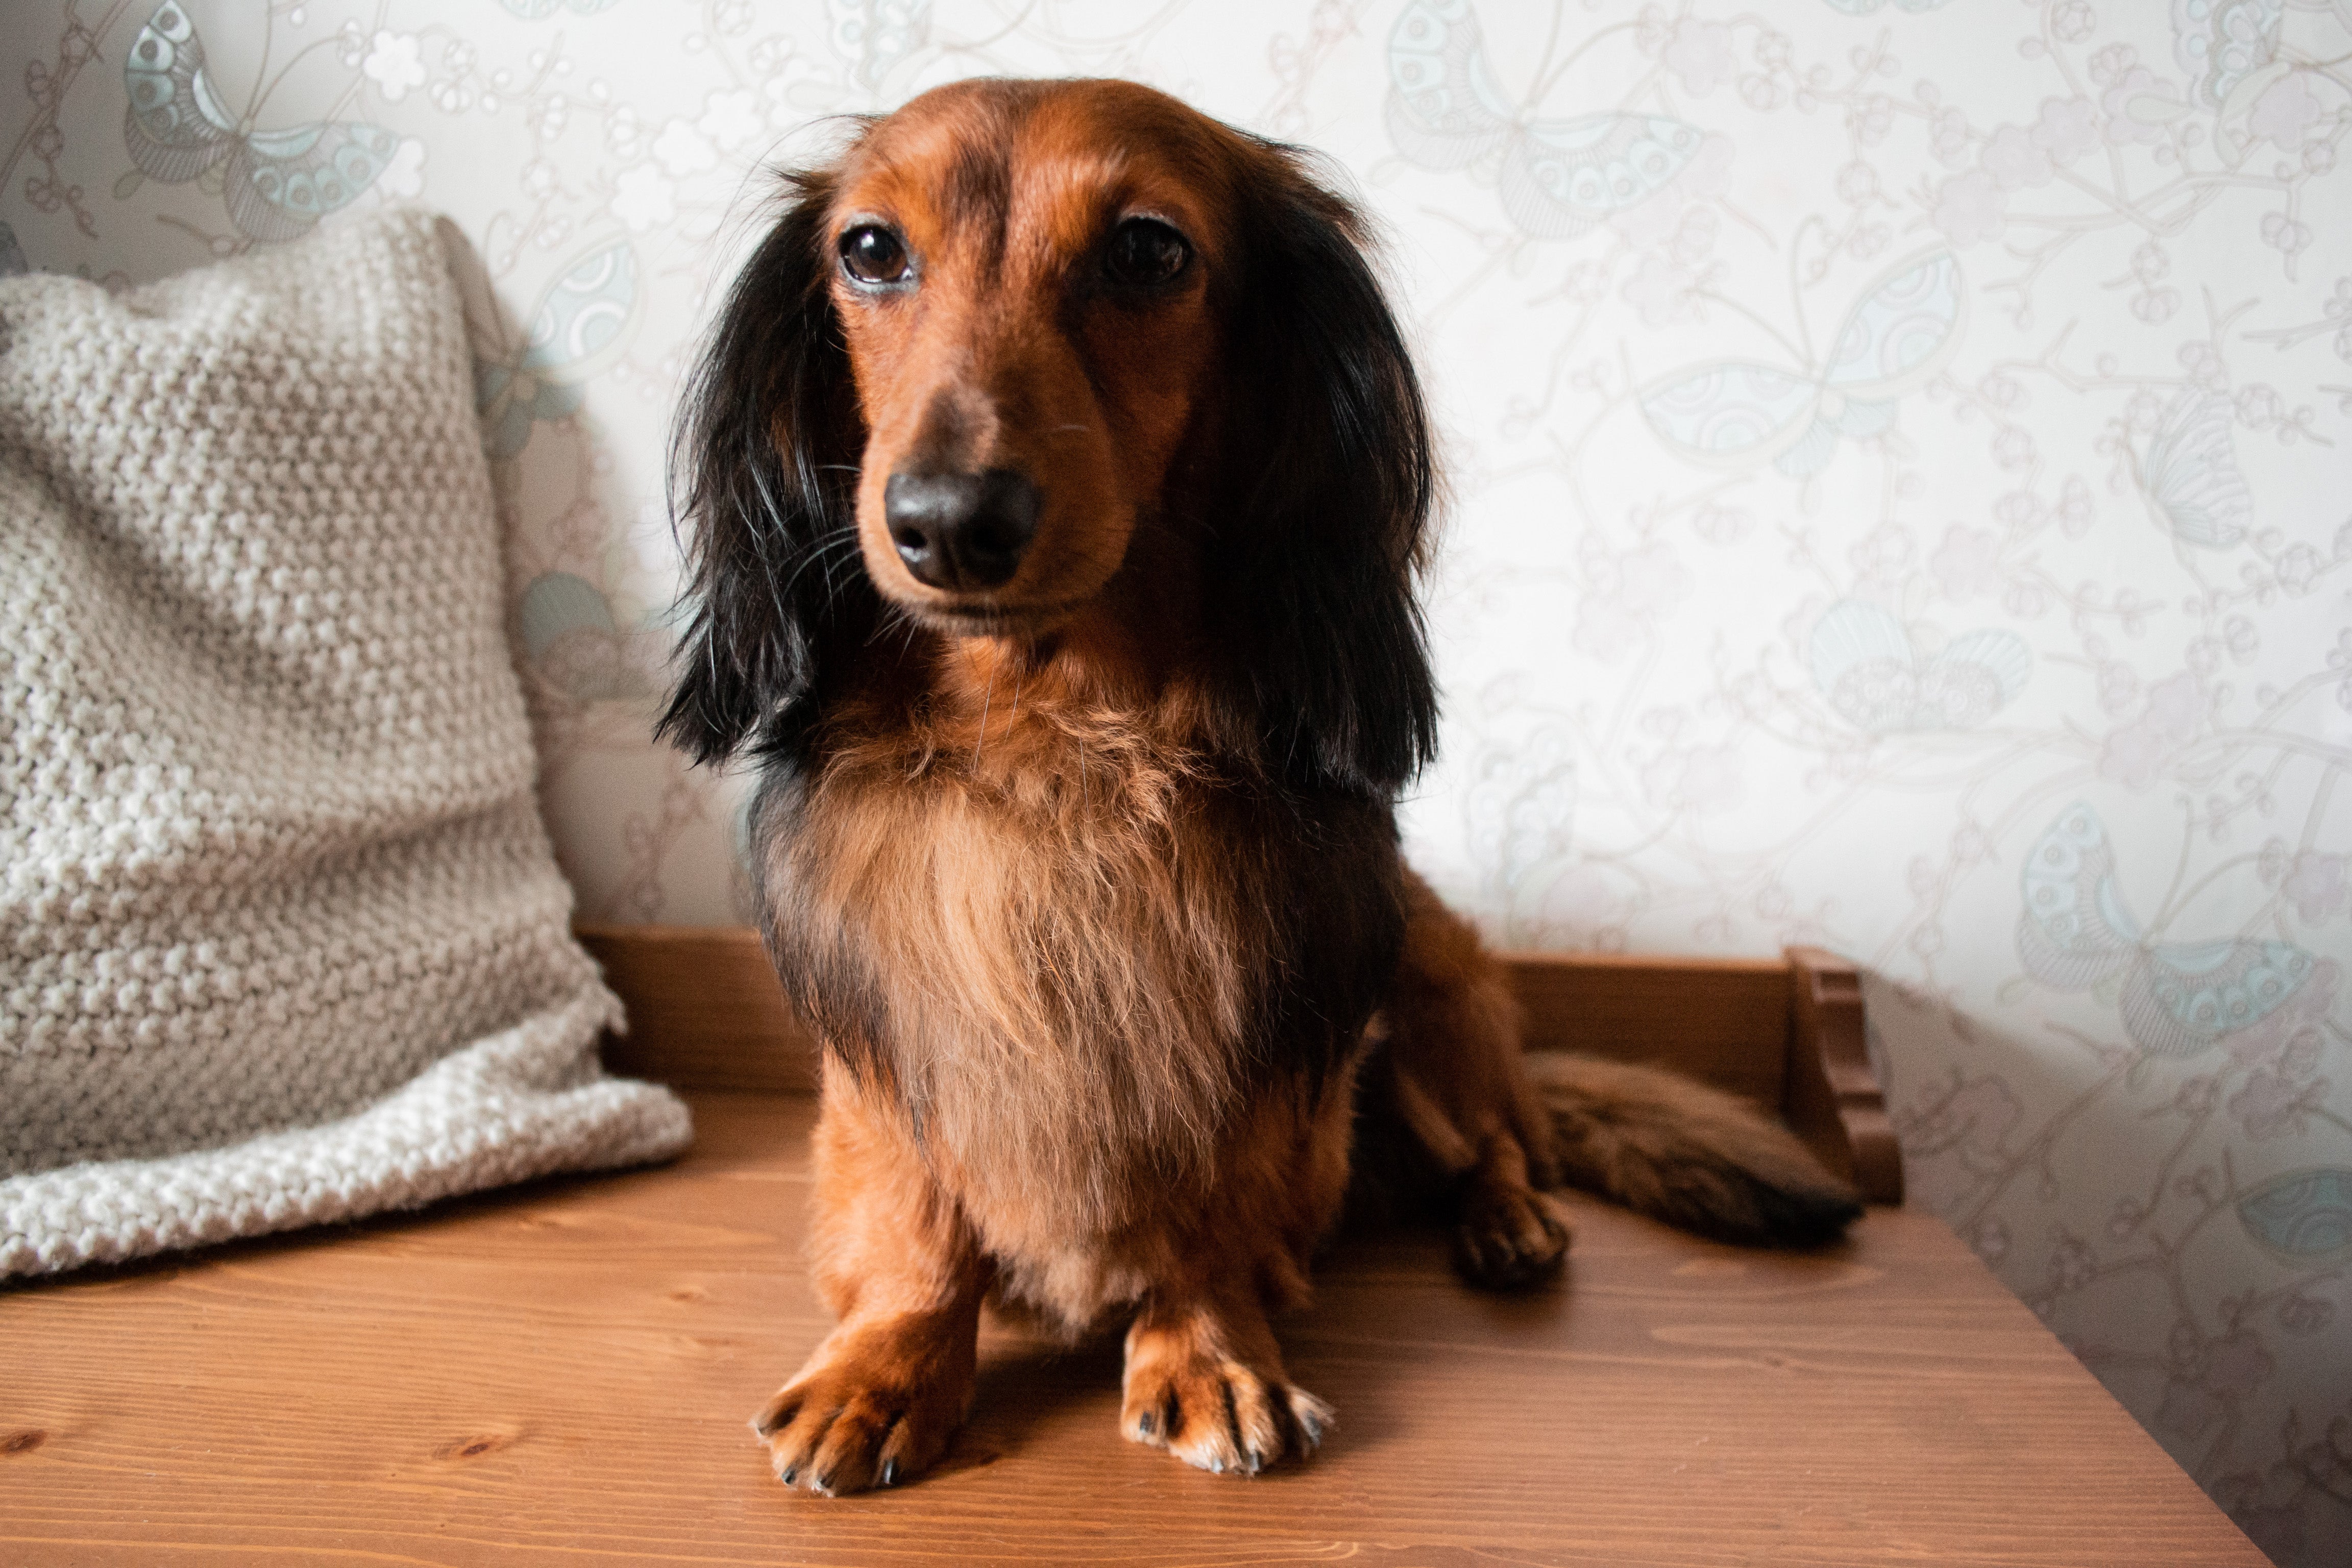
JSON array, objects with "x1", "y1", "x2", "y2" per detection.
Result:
[{"x1": 0, "y1": 211, "x2": 692, "y2": 1278}]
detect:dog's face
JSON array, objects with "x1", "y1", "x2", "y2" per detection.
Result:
[
  {"x1": 823, "y1": 81, "x2": 1235, "y2": 637},
  {"x1": 663, "y1": 77, "x2": 1440, "y2": 795}
]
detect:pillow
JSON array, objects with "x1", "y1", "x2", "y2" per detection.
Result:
[{"x1": 0, "y1": 210, "x2": 692, "y2": 1278}]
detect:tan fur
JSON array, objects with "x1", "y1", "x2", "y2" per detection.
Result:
[
  {"x1": 791, "y1": 675, "x2": 1276, "y2": 1271},
  {"x1": 1383, "y1": 871, "x2": 1562, "y2": 1187},
  {"x1": 1527, "y1": 1053, "x2": 1863, "y2": 1245}
]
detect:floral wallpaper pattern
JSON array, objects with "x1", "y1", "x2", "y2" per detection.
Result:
[{"x1": 4, "y1": 2, "x2": 2347, "y2": 1559}]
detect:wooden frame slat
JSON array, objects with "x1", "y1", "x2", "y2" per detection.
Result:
[
  {"x1": 573, "y1": 924, "x2": 1903, "y2": 1204},
  {"x1": 1498, "y1": 948, "x2": 1791, "y2": 1111},
  {"x1": 577, "y1": 924, "x2": 815, "y2": 1092}
]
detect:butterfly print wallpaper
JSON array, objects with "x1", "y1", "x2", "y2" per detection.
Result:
[{"x1": 4, "y1": 3, "x2": 2347, "y2": 1560}]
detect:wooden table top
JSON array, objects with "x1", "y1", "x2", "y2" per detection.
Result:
[{"x1": 2, "y1": 1090, "x2": 2262, "y2": 1567}]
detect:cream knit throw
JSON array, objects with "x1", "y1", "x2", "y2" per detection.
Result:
[{"x1": 0, "y1": 211, "x2": 692, "y2": 1279}]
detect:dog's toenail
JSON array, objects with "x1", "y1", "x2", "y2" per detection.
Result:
[
  {"x1": 1137, "y1": 1411, "x2": 1156, "y2": 1437},
  {"x1": 780, "y1": 1464, "x2": 797, "y2": 1485},
  {"x1": 880, "y1": 1458, "x2": 898, "y2": 1487}
]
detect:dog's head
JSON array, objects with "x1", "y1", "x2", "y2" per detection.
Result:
[{"x1": 660, "y1": 78, "x2": 1437, "y2": 795}]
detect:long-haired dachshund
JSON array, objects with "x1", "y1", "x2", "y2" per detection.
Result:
[{"x1": 659, "y1": 77, "x2": 1859, "y2": 1494}]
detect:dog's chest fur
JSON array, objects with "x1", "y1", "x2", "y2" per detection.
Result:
[{"x1": 752, "y1": 698, "x2": 1403, "y2": 1256}]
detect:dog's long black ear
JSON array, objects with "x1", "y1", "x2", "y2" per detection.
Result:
[
  {"x1": 657, "y1": 167, "x2": 873, "y2": 768},
  {"x1": 1217, "y1": 144, "x2": 1439, "y2": 798}
]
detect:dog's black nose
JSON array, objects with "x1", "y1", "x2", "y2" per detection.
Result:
[{"x1": 884, "y1": 469, "x2": 1040, "y2": 591}]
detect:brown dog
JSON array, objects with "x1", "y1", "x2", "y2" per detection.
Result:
[{"x1": 658, "y1": 77, "x2": 1858, "y2": 1494}]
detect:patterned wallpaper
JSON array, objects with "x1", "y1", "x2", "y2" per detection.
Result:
[{"x1": 4, "y1": 2, "x2": 2347, "y2": 1559}]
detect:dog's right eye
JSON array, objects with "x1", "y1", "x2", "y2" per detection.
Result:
[
  {"x1": 1104, "y1": 217, "x2": 1190, "y2": 288},
  {"x1": 839, "y1": 226, "x2": 911, "y2": 286}
]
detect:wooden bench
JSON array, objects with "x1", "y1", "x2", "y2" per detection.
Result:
[{"x1": 1, "y1": 929, "x2": 2263, "y2": 1565}]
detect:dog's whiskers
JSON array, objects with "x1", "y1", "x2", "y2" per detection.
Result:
[{"x1": 777, "y1": 528, "x2": 860, "y2": 604}]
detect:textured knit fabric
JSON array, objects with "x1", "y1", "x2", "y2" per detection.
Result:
[{"x1": 0, "y1": 210, "x2": 692, "y2": 1278}]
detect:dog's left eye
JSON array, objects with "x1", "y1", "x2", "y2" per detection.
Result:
[
  {"x1": 839, "y1": 225, "x2": 911, "y2": 285},
  {"x1": 1104, "y1": 218, "x2": 1190, "y2": 287}
]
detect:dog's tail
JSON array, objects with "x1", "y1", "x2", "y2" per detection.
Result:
[{"x1": 1525, "y1": 1053, "x2": 1863, "y2": 1247}]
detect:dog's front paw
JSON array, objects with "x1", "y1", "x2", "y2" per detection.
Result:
[
  {"x1": 752, "y1": 1334, "x2": 970, "y2": 1496},
  {"x1": 1120, "y1": 1338, "x2": 1331, "y2": 1476},
  {"x1": 1453, "y1": 1179, "x2": 1572, "y2": 1289}
]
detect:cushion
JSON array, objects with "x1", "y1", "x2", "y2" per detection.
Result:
[{"x1": 0, "y1": 210, "x2": 692, "y2": 1278}]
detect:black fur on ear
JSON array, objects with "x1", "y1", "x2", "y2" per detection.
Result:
[
  {"x1": 656, "y1": 164, "x2": 874, "y2": 768},
  {"x1": 1214, "y1": 141, "x2": 1440, "y2": 799}
]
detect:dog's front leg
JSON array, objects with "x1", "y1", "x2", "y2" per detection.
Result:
[
  {"x1": 754, "y1": 1068, "x2": 986, "y2": 1495},
  {"x1": 1120, "y1": 1274, "x2": 1333, "y2": 1475}
]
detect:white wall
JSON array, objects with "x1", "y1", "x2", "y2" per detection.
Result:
[{"x1": 5, "y1": 3, "x2": 2347, "y2": 1559}]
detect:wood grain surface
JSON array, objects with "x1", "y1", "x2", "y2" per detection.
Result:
[{"x1": 3, "y1": 1092, "x2": 2261, "y2": 1567}]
